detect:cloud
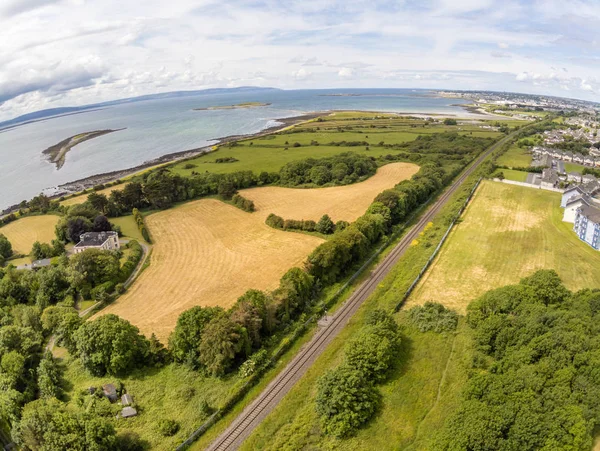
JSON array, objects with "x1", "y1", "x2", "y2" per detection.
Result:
[
  {"x1": 491, "y1": 51, "x2": 510, "y2": 58},
  {"x1": 0, "y1": 0, "x2": 62, "y2": 17},
  {"x1": 292, "y1": 68, "x2": 312, "y2": 80},
  {"x1": 498, "y1": 42, "x2": 509, "y2": 49},
  {"x1": 338, "y1": 67, "x2": 355, "y2": 78}
]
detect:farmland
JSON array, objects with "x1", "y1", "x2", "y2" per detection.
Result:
[
  {"x1": 406, "y1": 180, "x2": 600, "y2": 313},
  {"x1": 97, "y1": 162, "x2": 416, "y2": 341},
  {"x1": 0, "y1": 214, "x2": 59, "y2": 254}
]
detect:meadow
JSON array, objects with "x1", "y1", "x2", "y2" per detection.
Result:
[
  {"x1": 0, "y1": 214, "x2": 59, "y2": 254},
  {"x1": 406, "y1": 180, "x2": 600, "y2": 313},
  {"x1": 495, "y1": 143, "x2": 532, "y2": 167},
  {"x1": 96, "y1": 162, "x2": 416, "y2": 341},
  {"x1": 170, "y1": 114, "x2": 502, "y2": 177}
]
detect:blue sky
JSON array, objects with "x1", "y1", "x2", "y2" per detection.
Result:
[{"x1": 0, "y1": 0, "x2": 599, "y2": 120}]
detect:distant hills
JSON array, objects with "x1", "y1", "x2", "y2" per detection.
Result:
[{"x1": 0, "y1": 86, "x2": 280, "y2": 131}]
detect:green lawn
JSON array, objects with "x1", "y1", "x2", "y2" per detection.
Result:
[
  {"x1": 564, "y1": 162, "x2": 587, "y2": 173},
  {"x1": 110, "y1": 215, "x2": 145, "y2": 242},
  {"x1": 408, "y1": 180, "x2": 600, "y2": 313},
  {"x1": 492, "y1": 168, "x2": 528, "y2": 182},
  {"x1": 496, "y1": 144, "x2": 532, "y2": 168}
]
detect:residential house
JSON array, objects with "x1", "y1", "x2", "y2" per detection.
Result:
[
  {"x1": 563, "y1": 194, "x2": 591, "y2": 223},
  {"x1": 567, "y1": 172, "x2": 583, "y2": 183},
  {"x1": 583, "y1": 174, "x2": 598, "y2": 184},
  {"x1": 574, "y1": 205, "x2": 600, "y2": 250},
  {"x1": 540, "y1": 168, "x2": 559, "y2": 189},
  {"x1": 561, "y1": 186, "x2": 584, "y2": 207},
  {"x1": 74, "y1": 231, "x2": 120, "y2": 254}
]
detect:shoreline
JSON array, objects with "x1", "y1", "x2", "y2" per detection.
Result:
[{"x1": 2, "y1": 105, "x2": 502, "y2": 213}]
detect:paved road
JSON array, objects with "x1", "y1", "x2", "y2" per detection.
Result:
[{"x1": 203, "y1": 130, "x2": 523, "y2": 451}]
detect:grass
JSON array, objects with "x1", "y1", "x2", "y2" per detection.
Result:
[
  {"x1": 407, "y1": 180, "x2": 600, "y2": 313},
  {"x1": 169, "y1": 116, "x2": 501, "y2": 178},
  {"x1": 0, "y1": 214, "x2": 60, "y2": 255},
  {"x1": 496, "y1": 144, "x2": 532, "y2": 168},
  {"x1": 110, "y1": 215, "x2": 145, "y2": 242},
  {"x1": 492, "y1": 168, "x2": 528, "y2": 182},
  {"x1": 564, "y1": 162, "x2": 587, "y2": 173},
  {"x1": 62, "y1": 356, "x2": 245, "y2": 450}
]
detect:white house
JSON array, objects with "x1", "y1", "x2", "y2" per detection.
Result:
[
  {"x1": 563, "y1": 195, "x2": 591, "y2": 223},
  {"x1": 567, "y1": 172, "x2": 582, "y2": 183},
  {"x1": 73, "y1": 231, "x2": 120, "y2": 254},
  {"x1": 574, "y1": 205, "x2": 600, "y2": 250},
  {"x1": 540, "y1": 168, "x2": 559, "y2": 189}
]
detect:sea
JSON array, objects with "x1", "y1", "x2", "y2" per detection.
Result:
[{"x1": 0, "y1": 88, "x2": 471, "y2": 210}]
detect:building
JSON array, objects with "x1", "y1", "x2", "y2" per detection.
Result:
[
  {"x1": 563, "y1": 195, "x2": 591, "y2": 223},
  {"x1": 561, "y1": 186, "x2": 585, "y2": 207},
  {"x1": 574, "y1": 205, "x2": 600, "y2": 250},
  {"x1": 567, "y1": 172, "x2": 582, "y2": 183},
  {"x1": 74, "y1": 231, "x2": 120, "y2": 254},
  {"x1": 540, "y1": 168, "x2": 559, "y2": 189}
]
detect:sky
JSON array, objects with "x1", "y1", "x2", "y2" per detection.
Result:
[{"x1": 1, "y1": 0, "x2": 600, "y2": 121}]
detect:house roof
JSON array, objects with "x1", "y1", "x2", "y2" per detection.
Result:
[
  {"x1": 75, "y1": 231, "x2": 118, "y2": 248},
  {"x1": 566, "y1": 194, "x2": 591, "y2": 207},
  {"x1": 580, "y1": 205, "x2": 600, "y2": 224}
]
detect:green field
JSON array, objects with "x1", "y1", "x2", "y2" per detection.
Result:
[
  {"x1": 170, "y1": 116, "x2": 502, "y2": 177},
  {"x1": 496, "y1": 144, "x2": 532, "y2": 167},
  {"x1": 110, "y1": 215, "x2": 146, "y2": 242},
  {"x1": 564, "y1": 161, "x2": 587, "y2": 173},
  {"x1": 492, "y1": 168, "x2": 528, "y2": 182},
  {"x1": 408, "y1": 180, "x2": 600, "y2": 313}
]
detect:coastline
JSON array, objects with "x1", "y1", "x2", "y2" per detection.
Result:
[{"x1": 1, "y1": 105, "x2": 503, "y2": 213}]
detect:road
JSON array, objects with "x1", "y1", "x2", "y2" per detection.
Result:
[{"x1": 203, "y1": 131, "x2": 521, "y2": 451}]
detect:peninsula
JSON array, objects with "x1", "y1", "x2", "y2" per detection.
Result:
[
  {"x1": 42, "y1": 128, "x2": 125, "y2": 170},
  {"x1": 193, "y1": 101, "x2": 271, "y2": 111}
]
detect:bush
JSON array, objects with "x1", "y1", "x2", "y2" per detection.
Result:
[
  {"x1": 157, "y1": 419, "x2": 180, "y2": 437},
  {"x1": 265, "y1": 213, "x2": 284, "y2": 229},
  {"x1": 408, "y1": 302, "x2": 458, "y2": 333},
  {"x1": 120, "y1": 240, "x2": 143, "y2": 282},
  {"x1": 183, "y1": 163, "x2": 196, "y2": 169},
  {"x1": 443, "y1": 118, "x2": 457, "y2": 125},
  {"x1": 231, "y1": 194, "x2": 255, "y2": 212},
  {"x1": 132, "y1": 209, "x2": 151, "y2": 243}
]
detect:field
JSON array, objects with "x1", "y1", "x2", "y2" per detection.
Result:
[
  {"x1": 406, "y1": 180, "x2": 600, "y2": 313},
  {"x1": 109, "y1": 215, "x2": 146, "y2": 242},
  {"x1": 495, "y1": 144, "x2": 532, "y2": 167},
  {"x1": 97, "y1": 163, "x2": 416, "y2": 341},
  {"x1": 0, "y1": 215, "x2": 59, "y2": 254},
  {"x1": 170, "y1": 114, "x2": 501, "y2": 177},
  {"x1": 492, "y1": 168, "x2": 528, "y2": 182},
  {"x1": 242, "y1": 162, "x2": 419, "y2": 222}
]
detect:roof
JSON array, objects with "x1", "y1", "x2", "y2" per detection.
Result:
[
  {"x1": 564, "y1": 185, "x2": 584, "y2": 195},
  {"x1": 32, "y1": 258, "x2": 51, "y2": 268},
  {"x1": 579, "y1": 205, "x2": 600, "y2": 224},
  {"x1": 75, "y1": 231, "x2": 118, "y2": 248},
  {"x1": 566, "y1": 194, "x2": 591, "y2": 207},
  {"x1": 121, "y1": 406, "x2": 137, "y2": 418},
  {"x1": 582, "y1": 181, "x2": 600, "y2": 195}
]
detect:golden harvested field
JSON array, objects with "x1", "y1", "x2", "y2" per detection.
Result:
[
  {"x1": 242, "y1": 162, "x2": 419, "y2": 222},
  {"x1": 1, "y1": 215, "x2": 59, "y2": 254},
  {"x1": 98, "y1": 163, "x2": 418, "y2": 341},
  {"x1": 406, "y1": 181, "x2": 600, "y2": 313}
]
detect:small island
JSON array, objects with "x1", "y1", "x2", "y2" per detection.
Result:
[
  {"x1": 42, "y1": 129, "x2": 125, "y2": 170},
  {"x1": 193, "y1": 102, "x2": 271, "y2": 111}
]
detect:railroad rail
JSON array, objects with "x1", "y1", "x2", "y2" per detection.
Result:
[{"x1": 204, "y1": 131, "x2": 518, "y2": 451}]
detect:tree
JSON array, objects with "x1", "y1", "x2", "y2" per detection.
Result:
[
  {"x1": 31, "y1": 241, "x2": 53, "y2": 260},
  {"x1": 73, "y1": 314, "x2": 150, "y2": 376},
  {"x1": 12, "y1": 398, "x2": 117, "y2": 451},
  {"x1": 315, "y1": 365, "x2": 380, "y2": 438},
  {"x1": 443, "y1": 118, "x2": 457, "y2": 125},
  {"x1": 230, "y1": 297, "x2": 263, "y2": 348},
  {"x1": 0, "y1": 234, "x2": 13, "y2": 259},
  {"x1": 41, "y1": 306, "x2": 82, "y2": 353},
  {"x1": 168, "y1": 306, "x2": 223, "y2": 368},
  {"x1": 87, "y1": 192, "x2": 110, "y2": 215},
  {"x1": 316, "y1": 214, "x2": 334, "y2": 234},
  {"x1": 69, "y1": 249, "x2": 120, "y2": 287},
  {"x1": 218, "y1": 181, "x2": 237, "y2": 200},
  {"x1": 37, "y1": 352, "x2": 62, "y2": 399},
  {"x1": 309, "y1": 165, "x2": 332, "y2": 185},
  {"x1": 92, "y1": 215, "x2": 112, "y2": 232},
  {"x1": 198, "y1": 315, "x2": 246, "y2": 376},
  {"x1": 65, "y1": 216, "x2": 92, "y2": 243}
]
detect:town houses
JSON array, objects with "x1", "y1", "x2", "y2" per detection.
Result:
[
  {"x1": 532, "y1": 146, "x2": 600, "y2": 168},
  {"x1": 560, "y1": 179, "x2": 600, "y2": 251}
]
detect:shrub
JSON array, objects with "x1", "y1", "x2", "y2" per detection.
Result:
[
  {"x1": 408, "y1": 302, "x2": 459, "y2": 333},
  {"x1": 157, "y1": 419, "x2": 180, "y2": 437},
  {"x1": 231, "y1": 194, "x2": 255, "y2": 212},
  {"x1": 302, "y1": 220, "x2": 316, "y2": 232},
  {"x1": 183, "y1": 163, "x2": 196, "y2": 169},
  {"x1": 266, "y1": 213, "x2": 284, "y2": 229},
  {"x1": 132, "y1": 209, "x2": 151, "y2": 243}
]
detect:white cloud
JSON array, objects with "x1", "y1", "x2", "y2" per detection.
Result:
[
  {"x1": 338, "y1": 67, "x2": 354, "y2": 78},
  {"x1": 292, "y1": 68, "x2": 311, "y2": 80}
]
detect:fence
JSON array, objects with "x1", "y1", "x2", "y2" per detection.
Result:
[
  {"x1": 492, "y1": 178, "x2": 564, "y2": 193},
  {"x1": 394, "y1": 177, "x2": 482, "y2": 312}
]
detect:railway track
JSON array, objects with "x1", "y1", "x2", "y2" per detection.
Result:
[{"x1": 204, "y1": 131, "x2": 517, "y2": 451}]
